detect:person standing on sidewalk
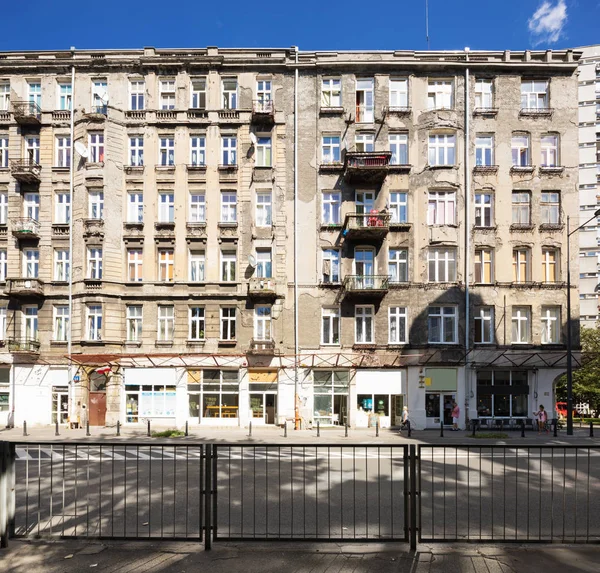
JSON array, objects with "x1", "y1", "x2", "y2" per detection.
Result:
[
  {"x1": 451, "y1": 402, "x2": 460, "y2": 431},
  {"x1": 400, "y1": 406, "x2": 411, "y2": 434},
  {"x1": 533, "y1": 405, "x2": 549, "y2": 434}
]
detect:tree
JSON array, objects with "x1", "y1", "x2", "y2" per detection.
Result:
[{"x1": 556, "y1": 326, "x2": 600, "y2": 413}]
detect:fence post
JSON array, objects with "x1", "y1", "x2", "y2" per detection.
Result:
[
  {"x1": 376, "y1": 418, "x2": 380, "y2": 437},
  {"x1": 86, "y1": 420, "x2": 91, "y2": 437},
  {"x1": 317, "y1": 420, "x2": 320, "y2": 438},
  {"x1": 521, "y1": 420, "x2": 525, "y2": 438},
  {"x1": 440, "y1": 421, "x2": 444, "y2": 438},
  {"x1": 284, "y1": 421, "x2": 287, "y2": 438},
  {"x1": 409, "y1": 444, "x2": 417, "y2": 551},
  {"x1": 1, "y1": 442, "x2": 7, "y2": 548},
  {"x1": 204, "y1": 444, "x2": 212, "y2": 551},
  {"x1": 248, "y1": 421, "x2": 252, "y2": 438},
  {"x1": 22, "y1": 421, "x2": 27, "y2": 437},
  {"x1": 553, "y1": 419, "x2": 557, "y2": 437},
  {"x1": 408, "y1": 421, "x2": 412, "y2": 438},
  {"x1": 345, "y1": 421, "x2": 348, "y2": 437},
  {"x1": 471, "y1": 419, "x2": 476, "y2": 437},
  {"x1": 116, "y1": 420, "x2": 121, "y2": 436},
  {"x1": 55, "y1": 421, "x2": 59, "y2": 437},
  {"x1": 185, "y1": 421, "x2": 189, "y2": 437},
  {"x1": 147, "y1": 419, "x2": 151, "y2": 437},
  {"x1": 590, "y1": 422, "x2": 594, "y2": 438}
]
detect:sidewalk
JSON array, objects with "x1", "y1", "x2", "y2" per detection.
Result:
[{"x1": 2, "y1": 539, "x2": 600, "y2": 573}]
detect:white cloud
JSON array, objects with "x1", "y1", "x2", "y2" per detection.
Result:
[{"x1": 528, "y1": 1, "x2": 568, "y2": 45}]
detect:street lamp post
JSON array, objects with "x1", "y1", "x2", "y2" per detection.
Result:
[{"x1": 566, "y1": 209, "x2": 600, "y2": 436}]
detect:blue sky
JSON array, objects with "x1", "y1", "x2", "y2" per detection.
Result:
[{"x1": 1, "y1": 0, "x2": 598, "y2": 52}]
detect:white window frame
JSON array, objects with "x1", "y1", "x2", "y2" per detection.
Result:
[
  {"x1": 512, "y1": 249, "x2": 530, "y2": 283},
  {"x1": 190, "y1": 136, "x2": 206, "y2": 166},
  {"x1": 388, "y1": 307, "x2": 407, "y2": 344},
  {"x1": 157, "y1": 249, "x2": 174, "y2": 282},
  {"x1": 158, "y1": 192, "x2": 174, "y2": 223},
  {"x1": 221, "y1": 251, "x2": 237, "y2": 282},
  {"x1": 321, "y1": 78, "x2": 341, "y2": 107},
  {"x1": 428, "y1": 191, "x2": 456, "y2": 225},
  {"x1": 220, "y1": 307, "x2": 237, "y2": 341},
  {"x1": 428, "y1": 306, "x2": 458, "y2": 344},
  {"x1": 25, "y1": 136, "x2": 40, "y2": 164},
  {"x1": 389, "y1": 133, "x2": 408, "y2": 165},
  {"x1": 389, "y1": 191, "x2": 408, "y2": 223},
  {"x1": 189, "y1": 193, "x2": 206, "y2": 223},
  {"x1": 88, "y1": 132, "x2": 104, "y2": 163},
  {"x1": 189, "y1": 306, "x2": 205, "y2": 340},
  {"x1": 91, "y1": 80, "x2": 107, "y2": 113},
  {"x1": 474, "y1": 307, "x2": 494, "y2": 344},
  {"x1": 127, "y1": 192, "x2": 143, "y2": 223},
  {"x1": 474, "y1": 79, "x2": 493, "y2": 109},
  {"x1": 57, "y1": 82, "x2": 72, "y2": 111},
  {"x1": 474, "y1": 248, "x2": 493, "y2": 284},
  {"x1": 0, "y1": 249, "x2": 6, "y2": 282},
  {"x1": 255, "y1": 249, "x2": 272, "y2": 279},
  {"x1": 0, "y1": 82, "x2": 10, "y2": 111},
  {"x1": 256, "y1": 136, "x2": 272, "y2": 167},
  {"x1": 159, "y1": 79, "x2": 176, "y2": 110},
  {"x1": 24, "y1": 249, "x2": 39, "y2": 278},
  {"x1": 256, "y1": 191, "x2": 272, "y2": 227},
  {"x1": 322, "y1": 191, "x2": 341, "y2": 224},
  {"x1": 55, "y1": 136, "x2": 71, "y2": 168},
  {"x1": 24, "y1": 192, "x2": 40, "y2": 220},
  {"x1": 474, "y1": 193, "x2": 493, "y2": 227},
  {"x1": 23, "y1": 305, "x2": 39, "y2": 341},
  {"x1": 511, "y1": 307, "x2": 531, "y2": 344},
  {"x1": 0, "y1": 191, "x2": 6, "y2": 224},
  {"x1": 53, "y1": 305, "x2": 70, "y2": 342},
  {"x1": 389, "y1": 78, "x2": 408, "y2": 108},
  {"x1": 54, "y1": 191, "x2": 70, "y2": 224},
  {"x1": 190, "y1": 78, "x2": 207, "y2": 109},
  {"x1": 88, "y1": 189, "x2": 104, "y2": 220},
  {"x1": 0, "y1": 137, "x2": 8, "y2": 168},
  {"x1": 220, "y1": 191, "x2": 237, "y2": 223},
  {"x1": 541, "y1": 134, "x2": 559, "y2": 167},
  {"x1": 221, "y1": 136, "x2": 237, "y2": 165},
  {"x1": 511, "y1": 134, "x2": 530, "y2": 167},
  {"x1": 126, "y1": 305, "x2": 143, "y2": 342},
  {"x1": 475, "y1": 135, "x2": 494, "y2": 166},
  {"x1": 129, "y1": 79, "x2": 145, "y2": 111},
  {"x1": 159, "y1": 136, "x2": 175, "y2": 166},
  {"x1": 28, "y1": 82, "x2": 41, "y2": 107},
  {"x1": 428, "y1": 248, "x2": 457, "y2": 283},
  {"x1": 222, "y1": 77, "x2": 238, "y2": 110},
  {"x1": 322, "y1": 249, "x2": 340, "y2": 284},
  {"x1": 355, "y1": 305, "x2": 374, "y2": 344},
  {"x1": 54, "y1": 249, "x2": 69, "y2": 282},
  {"x1": 254, "y1": 305, "x2": 272, "y2": 341},
  {"x1": 189, "y1": 251, "x2": 205, "y2": 282},
  {"x1": 355, "y1": 78, "x2": 374, "y2": 123},
  {"x1": 428, "y1": 133, "x2": 456, "y2": 166},
  {"x1": 388, "y1": 248, "x2": 408, "y2": 283},
  {"x1": 427, "y1": 80, "x2": 453, "y2": 110},
  {"x1": 521, "y1": 80, "x2": 549, "y2": 110},
  {"x1": 87, "y1": 247, "x2": 103, "y2": 280},
  {"x1": 512, "y1": 192, "x2": 531, "y2": 225},
  {"x1": 355, "y1": 132, "x2": 374, "y2": 152},
  {"x1": 256, "y1": 79, "x2": 272, "y2": 104},
  {"x1": 321, "y1": 307, "x2": 340, "y2": 345},
  {"x1": 0, "y1": 306, "x2": 6, "y2": 340},
  {"x1": 87, "y1": 305, "x2": 102, "y2": 341},
  {"x1": 541, "y1": 306, "x2": 560, "y2": 344},
  {"x1": 542, "y1": 248, "x2": 558, "y2": 283},
  {"x1": 129, "y1": 136, "x2": 144, "y2": 166},
  {"x1": 321, "y1": 135, "x2": 341, "y2": 164},
  {"x1": 541, "y1": 191, "x2": 560, "y2": 224},
  {"x1": 127, "y1": 249, "x2": 143, "y2": 282},
  {"x1": 157, "y1": 306, "x2": 174, "y2": 341}
]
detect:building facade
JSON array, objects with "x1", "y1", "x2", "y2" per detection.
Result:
[{"x1": 0, "y1": 47, "x2": 581, "y2": 430}]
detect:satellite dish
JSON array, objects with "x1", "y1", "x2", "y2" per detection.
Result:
[
  {"x1": 74, "y1": 141, "x2": 89, "y2": 159},
  {"x1": 249, "y1": 133, "x2": 257, "y2": 146},
  {"x1": 248, "y1": 254, "x2": 257, "y2": 268}
]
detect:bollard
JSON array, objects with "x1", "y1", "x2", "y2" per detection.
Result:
[
  {"x1": 345, "y1": 421, "x2": 348, "y2": 437},
  {"x1": 408, "y1": 421, "x2": 412, "y2": 438},
  {"x1": 86, "y1": 420, "x2": 91, "y2": 437},
  {"x1": 147, "y1": 419, "x2": 151, "y2": 437},
  {"x1": 553, "y1": 419, "x2": 557, "y2": 437},
  {"x1": 521, "y1": 419, "x2": 525, "y2": 438},
  {"x1": 472, "y1": 419, "x2": 476, "y2": 437},
  {"x1": 376, "y1": 418, "x2": 379, "y2": 437},
  {"x1": 284, "y1": 421, "x2": 287, "y2": 438},
  {"x1": 55, "y1": 421, "x2": 59, "y2": 436},
  {"x1": 23, "y1": 421, "x2": 27, "y2": 437},
  {"x1": 248, "y1": 421, "x2": 252, "y2": 437},
  {"x1": 185, "y1": 421, "x2": 189, "y2": 437},
  {"x1": 116, "y1": 420, "x2": 121, "y2": 436},
  {"x1": 440, "y1": 421, "x2": 444, "y2": 438},
  {"x1": 317, "y1": 420, "x2": 320, "y2": 437},
  {"x1": 590, "y1": 422, "x2": 594, "y2": 438}
]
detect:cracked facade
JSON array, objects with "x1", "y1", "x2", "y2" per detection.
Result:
[{"x1": 0, "y1": 47, "x2": 581, "y2": 430}]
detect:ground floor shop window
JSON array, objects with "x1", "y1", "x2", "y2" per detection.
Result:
[
  {"x1": 249, "y1": 370, "x2": 278, "y2": 424},
  {"x1": 0, "y1": 384, "x2": 9, "y2": 413},
  {"x1": 313, "y1": 370, "x2": 348, "y2": 425},
  {"x1": 476, "y1": 370, "x2": 528, "y2": 418},
  {"x1": 188, "y1": 369, "x2": 239, "y2": 419},
  {"x1": 52, "y1": 386, "x2": 69, "y2": 424},
  {"x1": 125, "y1": 384, "x2": 176, "y2": 422}
]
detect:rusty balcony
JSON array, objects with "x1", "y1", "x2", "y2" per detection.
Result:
[
  {"x1": 11, "y1": 217, "x2": 40, "y2": 239},
  {"x1": 4, "y1": 278, "x2": 44, "y2": 297},
  {"x1": 10, "y1": 159, "x2": 41, "y2": 183},
  {"x1": 342, "y1": 275, "x2": 389, "y2": 298},
  {"x1": 252, "y1": 99, "x2": 275, "y2": 123},
  {"x1": 7, "y1": 338, "x2": 40, "y2": 354},
  {"x1": 248, "y1": 277, "x2": 278, "y2": 299},
  {"x1": 343, "y1": 213, "x2": 390, "y2": 241},
  {"x1": 11, "y1": 101, "x2": 41, "y2": 124},
  {"x1": 344, "y1": 151, "x2": 392, "y2": 183}
]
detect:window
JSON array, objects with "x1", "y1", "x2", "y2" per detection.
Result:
[
  {"x1": 541, "y1": 135, "x2": 559, "y2": 167},
  {"x1": 24, "y1": 249, "x2": 39, "y2": 278},
  {"x1": 221, "y1": 136, "x2": 237, "y2": 165},
  {"x1": 356, "y1": 78, "x2": 374, "y2": 123},
  {"x1": 476, "y1": 370, "x2": 529, "y2": 418},
  {"x1": 158, "y1": 249, "x2": 174, "y2": 282},
  {"x1": 512, "y1": 249, "x2": 530, "y2": 282},
  {"x1": 0, "y1": 82, "x2": 9, "y2": 111},
  {"x1": 321, "y1": 78, "x2": 341, "y2": 107},
  {"x1": 57, "y1": 82, "x2": 72, "y2": 111},
  {"x1": 256, "y1": 137, "x2": 272, "y2": 167},
  {"x1": 354, "y1": 248, "x2": 374, "y2": 280},
  {"x1": 88, "y1": 189, "x2": 104, "y2": 219},
  {"x1": 389, "y1": 307, "x2": 407, "y2": 344},
  {"x1": 190, "y1": 78, "x2": 206, "y2": 109},
  {"x1": 127, "y1": 192, "x2": 143, "y2": 222},
  {"x1": 474, "y1": 307, "x2": 494, "y2": 344},
  {"x1": 322, "y1": 191, "x2": 341, "y2": 224},
  {"x1": 428, "y1": 248, "x2": 457, "y2": 282},
  {"x1": 54, "y1": 192, "x2": 70, "y2": 224},
  {"x1": 389, "y1": 191, "x2": 407, "y2": 223},
  {"x1": 189, "y1": 251, "x2": 205, "y2": 282},
  {"x1": 322, "y1": 249, "x2": 340, "y2": 283},
  {"x1": 541, "y1": 191, "x2": 560, "y2": 224},
  {"x1": 87, "y1": 305, "x2": 102, "y2": 341},
  {"x1": 474, "y1": 79, "x2": 493, "y2": 109},
  {"x1": 474, "y1": 248, "x2": 493, "y2": 283},
  {"x1": 0, "y1": 137, "x2": 8, "y2": 168},
  {"x1": 190, "y1": 136, "x2": 205, "y2": 166},
  {"x1": 159, "y1": 79, "x2": 175, "y2": 110},
  {"x1": 24, "y1": 192, "x2": 40, "y2": 220},
  {"x1": 428, "y1": 191, "x2": 456, "y2": 225},
  {"x1": 511, "y1": 134, "x2": 530, "y2": 167},
  {"x1": 428, "y1": 306, "x2": 458, "y2": 343},
  {"x1": 157, "y1": 306, "x2": 174, "y2": 341},
  {"x1": 355, "y1": 133, "x2": 374, "y2": 152},
  {"x1": 322, "y1": 307, "x2": 340, "y2": 345},
  {"x1": 127, "y1": 249, "x2": 143, "y2": 282},
  {"x1": 428, "y1": 133, "x2": 455, "y2": 166},
  {"x1": 256, "y1": 79, "x2": 272, "y2": 104},
  {"x1": 87, "y1": 248, "x2": 103, "y2": 279},
  {"x1": 222, "y1": 78, "x2": 238, "y2": 109},
  {"x1": 28, "y1": 82, "x2": 41, "y2": 108},
  {"x1": 126, "y1": 305, "x2": 143, "y2": 342},
  {"x1": 0, "y1": 192, "x2": 6, "y2": 224},
  {"x1": 221, "y1": 250, "x2": 236, "y2": 282},
  {"x1": 129, "y1": 136, "x2": 144, "y2": 166},
  {"x1": 158, "y1": 192, "x2": 174, "y2": 222},
  {"x1": 220, "y1": 307, "x2": 236, "y2": 340},
  {"x1": 24, "y1": 306, "x2": 39, "y2": 341},
  {"x1": 511, "y1": 192, "x2": 531, "y2": 225},
  {"x1": 189, "y1": 193, "x2": 205, "y2": 223},
  {"x1": 254, "y1": 306, "x2": 272, "y2": 341},
  {"x1": 542, "y1": 248, "x2": 559, "y2": 282},
  {"x1": 189, "y1": 307, "x2": 205, "y2": 340},
  {"x1": 91, "y1": 80, "x2": 107, "y2": 113},
  {"x1": 159, "y1": 136, "x2": 174, "y2": 166},
  {"x1": 0, "y1": 306, "x2": 6, "y2": 341},
  {"x1": 55, "y1": 136, "x2": 71, "y2": 167},
  {"x1": 256, "y1": 249, "x2": 272, "y2": 278},
  {"x1": 474, "y1": 193, "x2": 493, "y2": 227},
  {"x1": 54, "y1": 249, "x2": 69, "y2": 281},
  {"x1": 220, "y1": 191, "x2": 237, "y2": 222},
  {"x1": 256, "y1": 191, "x2": 272, "y2": 227},
  {"x1": 388, "y1": 248, "x2": 408, "y2": 283},
  {"x1": 355, "y1": 305, "x2": 374, "y2": 344},
  {"x1": 389, "y1": 133, "x2": 408, "y2": 165},
  {"x1": 0, "y1": 249, "x2": 6, "y2": 281},
  {"x1": 322, "y1": 135, "x2": 341, "y2": 164},
  {"x1": 129, "y1": 80, "x2": 145, "y2": 110},
  {"x1": 53, "y1": 306, "x2": 69, "y2": 342},
  {"x1": 25, "y1": 136, "x2": 40, "y2": 164},
  {"x1": 475, "y1": 135, "x2": 494, "y2": 166},
  {"x1": 511, "y1": 307, "x2": 531, "y2": 344},
  {"x1": 541, "y1": 306, "x2": 560, "y2": 344},
  {"x1": 389, "y1": 78, "x2": 408, "y2": 108},
  {"x1": 89, "y1": 132, "x2": 104, "y2": 163},
  {"x1": 521, "y1": 80, "x2": 549, "y2": 110},
  {"x1": 427, "y1": 80, "x2": 453, "y2": 109}
]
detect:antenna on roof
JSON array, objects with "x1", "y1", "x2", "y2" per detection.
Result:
[{"x1": 425, "y1": 0, "x2": 430, "y2": 50}]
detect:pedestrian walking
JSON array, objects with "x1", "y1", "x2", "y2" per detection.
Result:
[
  {"x1": 451, "y1": 402, "x2": 460, "y2": 431},
  {"x1": 533, "y1": 405, "x2": 549, "y2": 434},
  {"x1": 400, "y1": 406, "x2": 411, "y2": 433}
]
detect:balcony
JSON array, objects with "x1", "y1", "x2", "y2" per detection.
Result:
[
  {"x1": 84, "y1": 105, "x2": 108, "y2": 120},
  {"x1": 11, "y1": 101, "x2": 41, "y2": 124},
  {"x1": 10, "y1": 159, "x2": 41, "y2": 183},
  {"x1": 342, "y1": 275, "x2": 389, "y2": 298},
  {"x1": 4, "y1": 278, "x2": 44, "y2": 297},
  {"x1": 343, "y1": 212, "x2": 390, "y2": 241},
  {"x1": 7, "y1": 338, "x2": 40, "y2": 354},
  {"x1": 248, "y1": 338, "x2": 276, "y2": 355},
  {"x1": 519, "y1": 107, "x2": 553, "y2": 118},
  {"x1": 252, "y1": 99, "x2": 275, "y2": 123},
  {"x1": 11, "y1": 218, "x2": 40, "y2": 239},
  {"x1": 248, "y1": 277, "x2": 278, "y2": 299},
  {"x1": 51, "y1": 110, "x2": 71, "y2": 122},
  {"x1": 344, "y1": 151, "x2": 392, "y2": 183}
]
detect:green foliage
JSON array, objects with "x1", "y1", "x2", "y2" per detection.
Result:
[
  {"x1": 471, "y1": 432, "x2": 509, "y2": 439},
  {"x1": 556, "y1": 327, "x2": 600, "y2": 411},
  {"x1": 151, "y1": 429, "x2": 185, "y2": 438}
]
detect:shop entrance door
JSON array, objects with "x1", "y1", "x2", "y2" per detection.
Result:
[
  {"x1": 52, "y1": 386, "x2": 69, "y2": 424},
  {"x1": 89, "y1": 392, "x2": 107, "y2": 426},
  {"x1": 249, "y1": 392, "x2": 277, "y2": 424},
  {"x1": 425, "y1": 393, "x2": 456, "y2": 429},
  {"x1": 391, "y1": 395, "x2": 404, "y2": 426}
]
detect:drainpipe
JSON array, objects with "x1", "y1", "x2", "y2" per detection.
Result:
[
  {"x1": 463, "y1": 48, "x2": 471, "y2": 420},
  {"x1": 68, "y1": 63, "x2": 75, "y2": 424},
  {"x1": 293, "y1": 46, "x2": 300, "y2": 429}
]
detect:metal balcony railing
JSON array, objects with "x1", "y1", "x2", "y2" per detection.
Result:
[
  {"x1": 7, "y1": 338, "x2": 40, "y2": 353},
  {"x1": 248, "y1": 277, "x2": 277, "y2": 297},
  {"x1": 252, "y1": 99, "x2": 274, "y2": 114},
  {"x1": 343, "y1": 275, "x2": 389, "y2": 292},
  {"x1": 10, "y1": 158, "x2": 41, "y2": 182},
  {"x1": 11, "y1": 217, "x2": 40, "y2": 237},
  {"x1": 11, "y1": 101, "x2": 41, "y2": 123},
  {"x1": 344, "y1": 151, "x2": 392, "y2": 183},
  {"x1": 345, "y1": 212, "x2": 391, "y2": 230}
]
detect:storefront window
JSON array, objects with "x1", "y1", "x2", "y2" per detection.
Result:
[
  {"x1": 476, "y1": 370, "x2": 529, "y2": 418},
  {"x1": 201, "y1": 370, "x2": 239, "y2": 418},
  {"x1": 358, "y1": 394, "x2": 390, "y2": 415},
  {"x1": 313, "y1": 370, "x2": 348, "y2": 425},
  {"x1": 0, "y1": 384, "x2": 9, "y2": 412},
  {"x1": 125, "y1": 384, "x2": 176, "y2": 420}
]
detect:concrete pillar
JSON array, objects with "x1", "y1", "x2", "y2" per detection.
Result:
[{"x1": 105, "y1": 373, "x2": 122, "y2": 426}]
